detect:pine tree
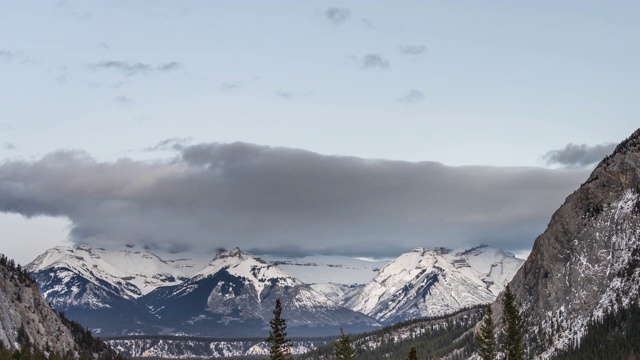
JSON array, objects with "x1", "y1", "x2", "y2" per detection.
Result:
[
  {"x1": 265, "y1": 298, "x2": 293, "y2": 360},
  {"x1": 407, "y1": 346, "x2": 418, "y2": 360},
  {"x1": 476, "y1": 304, "x2": 497, "y2": 360},
  {"x1": 334, "y1": 328, "x2": 356, "y2": 359},
  {"x1": 502, "y1": 285, "x2": 525, "y2": 360}
]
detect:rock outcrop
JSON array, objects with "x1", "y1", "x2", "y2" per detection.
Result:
[
  {"x1": 496, "y1": 129, "x2": 640, "y2": 357},
  {"x1": 0, "y1": 257, "x2": 76, "y2": 354}
]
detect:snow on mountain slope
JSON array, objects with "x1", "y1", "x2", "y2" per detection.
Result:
[
  {"x1": 147, "y1": 248, "x2": 380, "y2": 336},
  {"x1": 188, "y1": 247, "x2": 297, "y2": 296},
  {"x1": 262, "y1": 255, "x2": 389, "y2": 285},
  {"x1": 309, "y1": 283, "x2": 363, "y2": 304},
  {"x1": 27, "y1": 245, "x2": 201, "y2": 300},
  {"x1": 344, "y1": 245, "x2": 523, "y2": 323}
]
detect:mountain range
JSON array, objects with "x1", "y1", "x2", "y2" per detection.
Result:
[
  {"x1": 27, "y1": 243, "x2": 522, "y2": 337},
  {"x1": 8, "y1": 128, "x2": 640, "y2": 358}
]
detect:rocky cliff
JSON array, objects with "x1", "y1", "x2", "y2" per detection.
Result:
[
  {"x1": 496, "y1": 129, "x2": 640, "y2": 357},
  {"x1": 0, "y1": 256, "x2": 76, "y2": 354}
]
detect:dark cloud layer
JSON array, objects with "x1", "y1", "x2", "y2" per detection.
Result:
[
  {"x1": 0, "y1": 143, "x2": 588, "y2": 257},
  {"x1": 324, "y1": 7, "x2": 351, "y2": 24},
  {"x1": 543, "y1": 143, "x2": 616, "y2": 168},
  {"x1": 361, "y1": 54, "x2": 390, "y2": 70},
  {"x1": 87, "y1": 61, "x2": 180, "y2": 76}
]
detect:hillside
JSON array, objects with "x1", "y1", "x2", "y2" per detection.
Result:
[
  {"x1": 493, "y1": 128, "x2": 640, "y2": 357},
  {"x1": 0, "y1": 253, "x2": 125, "y2": 359},
  {"x1": 300, "y1": 306, "x2": 484, "y2": 360}
]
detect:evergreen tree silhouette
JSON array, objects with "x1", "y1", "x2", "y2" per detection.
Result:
[
  {"x1": 476, "y1": 304, "x2": 497, "y2": 360},
  {"x1": 265, "y1": 298, "x2": 292, "y2": 360},
  {"x1": 334, "y1": 328, "x2": 356, "y2": 359},
  {"x1": 502, "y1": 285, "x2": 524, "y2": 360}
]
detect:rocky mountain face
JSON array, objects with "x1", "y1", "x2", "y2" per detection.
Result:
[
  {"x1": 27, "y1": 245, "x2": 204, "y2": 335},
  {"x1": 144, "y1": 248, "x2": 379, "y2": 337},
  {"x1": 0, "y1": 256, "x2": 76, "y2": 354},
  {"x1": 344, "y1": 245, "x2": 523, "y2": 323},
  {"x1": 496, "y1": 129, "x2": 640, "y2": 357},
  {"x1": 28, "y1": 247, "x2": 379, "y2": 336},
  {"x1": 27, "y1": 243, "x2": 523, "y2": 338}
]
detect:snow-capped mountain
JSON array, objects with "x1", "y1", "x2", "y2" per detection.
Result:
[
  {"x1": 144, "y1": 248, "x2": 379, "y2": 337},
  {"x1": 27, "y1": 246, "x2": 200, "y2": 300},
  {"x1": 28, "y1": 246, "x2": 380, "y2": 336},
  {"x1": 26, "y1": 245, "x2": 211, "y2": 335},
  {"x1": 27, "y1": 242, "x2": 523, "y2": 337},
  {"x1": 27, "y1": 245, "x2": 201, "y2": 304},
  {"x1": 344, "y1": 245, "x2": 524, "y2": 323}
]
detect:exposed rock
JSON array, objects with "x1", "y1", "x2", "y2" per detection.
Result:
[
  {"x1": 494, "y1": 128, "x2": 640, "y2": 357},
  {"x1": 0, "y1": 259, "x2": 76, "y2": 354}
]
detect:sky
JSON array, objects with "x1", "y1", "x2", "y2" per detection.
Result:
[{"x1": 0, "y1": 1, "x2": 638, "y2": 264}]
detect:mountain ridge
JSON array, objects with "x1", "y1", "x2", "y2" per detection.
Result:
[
  {"x1": 343, "y1": 244, "x2": 523, "y2": 323},
  {"x1": 28, "y1": 243, "x2": 523, "y2": 337},
  {"x1": 494, "y1": 128, "x2": 640, "y2": 358}
]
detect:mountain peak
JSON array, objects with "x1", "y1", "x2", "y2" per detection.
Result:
[
  {"x1": 214, "y1": 247, "x2": 247, "y2": 261},
  {"x1": 610, "y1": 128, "x2": 640, "y2": 158},
  {"x1": 345, "y1": 245, "x2": 523, "y2": 322}
]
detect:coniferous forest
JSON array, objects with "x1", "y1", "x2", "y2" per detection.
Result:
[
  {"x1": 0, "y1": 253, "x2": 127, "y2": 360},
  {"x1": 299, "y1": 307, "x2": 484, "y2": 360},
  {"x1": 554, "y1": 302, "x2": 640, "y2": 360}
]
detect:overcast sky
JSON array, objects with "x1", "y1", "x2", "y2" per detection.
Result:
[{"x1": 1, "y1": 1, "x2": 638, "y2": 264}]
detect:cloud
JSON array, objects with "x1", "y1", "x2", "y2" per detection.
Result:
[
  {"x1": 361, "y1": 54, "x2": 390, "y2": 70},
  {"x1": 114, "y1": 96, "x2": 134, "y2": 106},
  {"x1": 276, "y1": 90, "x2": 313, "y2": 99},
  {"x1": 324, "y1": 7, "x2": 351, "y2": 25},
  {"x1": 87, "y1": 61, "x2": 180, "y2": 76},
  {"x1": 221, "y1": 82, "x2": 242, "y2": 91},
  {"x1": 145, "y1": 138, "x2": 193, "y2": 152},
  {"x1": 543, "y1": 143, "x2": 616, "y2": 168},
  {"x1": 0, "y1": 50, "x2": 35, "y2": 64},
  {"x1": 0, "y1": 50, "x2": 16, "y2": 62},
  {"x1": 3, "y1": 143, "x2": 16, "y2": 150},
  {"x1": 396, "y1": 89, "x2": 424, "y2": 104},
  {"x1": 400, "y1": 45, "x2": 427, "y2": 56},
  {"x1": 0, "y1": 143, "x2": 589, "y2": 258},
  {"x1": 361, "y1": 19, "x2": 375, "y2": 29}
]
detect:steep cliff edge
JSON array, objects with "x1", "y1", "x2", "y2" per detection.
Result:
[
  {"x1": 0, "y1": 256, "x2": 76, "y2": 353},
  {"x1": 496, "y1": 129, "x2": 640, "y2": 357}
]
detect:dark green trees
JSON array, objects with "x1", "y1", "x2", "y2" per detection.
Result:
[
  {"x1": 502, "y1": 285, "x2": 524, "y2": 360},
  {"x1": 265, "y1": 298, "x2": 293, "y2": 360},
  {"x1": 334, "y1": 328, "x2": 356, "y2": 359},
  {"x1": 476, "y1": 304, "x2": 497, "y2": 360},
  {"x1": 407, "y1": 346, "x2": 418, "y2": 360}
]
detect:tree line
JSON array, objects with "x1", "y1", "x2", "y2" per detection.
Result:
[
  {"x1": 264, "y1": 286, "x2": 526, "y2": 359},
  {"x1": 264, "y1": 299, "x2": 482, "y2": 360}
]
